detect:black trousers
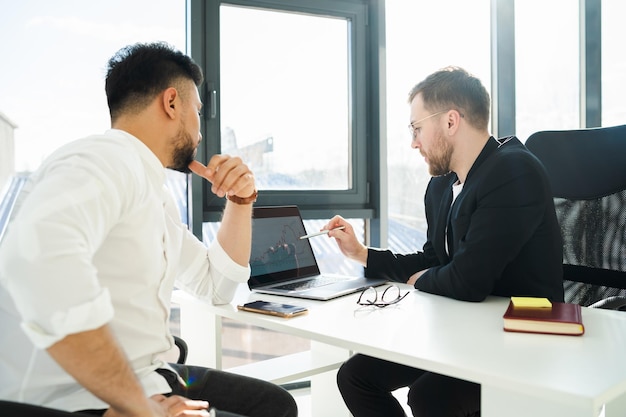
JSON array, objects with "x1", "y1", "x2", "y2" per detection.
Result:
[
  {"x1": 165, "y1": 364, "x2": 297, "y2": 417},
  {"x1": 337, "y1": 354, "x2": 480, "y2": 417},
  {"x1": 0, "y1": 364, "x2": 298, "y2": 417}
]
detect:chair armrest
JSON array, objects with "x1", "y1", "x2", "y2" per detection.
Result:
[{"x1": 173, "y1": 335, "x2": 188, "y2": 364}]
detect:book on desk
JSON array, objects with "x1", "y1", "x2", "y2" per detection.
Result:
[{"x1": 503, "y1": 297, "x2": 585, "y2": 336}]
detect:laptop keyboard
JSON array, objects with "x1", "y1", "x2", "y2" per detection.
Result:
[{"x1": 274, "y1": 276, "x2": 350, "y2": 291}]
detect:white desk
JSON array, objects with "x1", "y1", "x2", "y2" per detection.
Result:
[{"x1": 174, "y1": 285, "x2": 626, "y2": 417}]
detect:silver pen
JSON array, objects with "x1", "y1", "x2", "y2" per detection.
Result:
[{"x1": 299, "y1": 225, "x2": 346, "y2": 240}]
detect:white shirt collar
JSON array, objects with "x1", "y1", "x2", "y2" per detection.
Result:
[{"x1": 105, "y1": 128, "x2": 166, "y2": 185}]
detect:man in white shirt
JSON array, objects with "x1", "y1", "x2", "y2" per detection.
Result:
[{"x1": 0, "y1": 42, "x2": 298, "y2": 417}]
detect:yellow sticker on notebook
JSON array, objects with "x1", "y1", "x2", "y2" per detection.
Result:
[{"x1": 511, "y1": 297, "x2": 552, "y2": 308}]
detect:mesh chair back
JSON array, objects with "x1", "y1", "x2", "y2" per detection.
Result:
[{"x1": 526, "y1": 125, "x2": 626, "y2": 307}]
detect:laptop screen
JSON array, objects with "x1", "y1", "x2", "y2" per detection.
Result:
[{"x1": 249, "y1": 206, "x2": 320, "y2": 287}]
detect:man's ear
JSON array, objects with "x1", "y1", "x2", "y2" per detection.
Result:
[
  {"x1": 446, "y1": 109, "x2": 462, "y2": 135},
  {"x1": 162, "y1": 87, "x2": 178, "y2": 120}
]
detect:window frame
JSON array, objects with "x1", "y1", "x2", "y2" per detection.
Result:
[
  {"x1": 186, "y1": 0, "x2": 607, "y2": 245},
  {"x1": 188, "y1": 0, "x2": 382, "y2": 232}
]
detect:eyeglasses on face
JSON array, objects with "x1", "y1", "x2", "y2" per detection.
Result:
[
  {"x1": 357, "y1": 284, "x2": 409, "y2": 308},
  {"x1": 408, "y1": 109, "x2": 465, "y2": 139}
]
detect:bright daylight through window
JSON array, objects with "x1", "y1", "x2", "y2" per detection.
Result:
[
  {"x1": 384, "y1": 0, "x2": 491, "y2": 252},
  {"x1": 219, "y1": 5, "x2": 350, "y2": 191}
]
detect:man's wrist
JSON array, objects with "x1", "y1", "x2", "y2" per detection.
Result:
[
  {"x1": 226, "y1": 189, "x2": 258, "y2": 205},
  {"x1": 357, "y1": 245, "x2": 369, "y2": 267}
]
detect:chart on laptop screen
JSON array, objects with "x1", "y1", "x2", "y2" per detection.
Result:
[{"x1": 250, "y1": 215, "x2": 317, "y2": 277}]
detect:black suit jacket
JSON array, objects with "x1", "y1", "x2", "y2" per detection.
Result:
[{"x1": 366, "y1": 136, "x2": 564, "y2": 302}]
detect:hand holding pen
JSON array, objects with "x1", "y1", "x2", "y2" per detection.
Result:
[
  {"x1": 299, "y1": 226, "x2": 346, "y2": 240},
  {"x1": 318, "y1": 216, "x2": 368, "y2": 267}
]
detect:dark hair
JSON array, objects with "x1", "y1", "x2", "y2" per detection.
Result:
[
  {"x1": 105, "y1": 42, "x2": 204, "y2": 121},
  {"x1": 408, "y1": 66, "x2": 490, "y2": 131}
]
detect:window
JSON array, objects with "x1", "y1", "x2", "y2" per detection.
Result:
[
  {"x1": 515, "y1": 0, "x2": 579, "y2": 141},
  {"x1": 602, "y1": 0, "x2": 626, "y2": 127},
  {"x1": 197, "y1": 217, "x2": 363, "y2": 371},
  {"x1": 384, "y1": 0, "x2": 491, "y2": 252},
  {"x1": 189, "y1": 0, "x2": 374, "y2": 376},
  {"x1": 190, "y1": 0, "x2": 371, "y2": 222},
  {"x1": 220, "y1": 5, "x2": 350, "y2": 191},
  {"x1": 200, "y1": 216, "x2": 364, "y2": 370},
  {"x1": 0, "y1": 0, "x2": 186, "y2": 192}
]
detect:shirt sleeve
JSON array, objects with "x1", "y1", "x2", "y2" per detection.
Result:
[
  {"x1": 0, "y1": 148, "x2": 128, "y2": 349},
  {"x1": 164, "y1": 193, "x2": 250, "y2": 305},
  {"x1": 365, "y1": 242, "x2": 439, "y2": 283},
  {"x1": 207, "y1": 239, "x2": 251, "y2": 304},
  {"x1": 19, "y1": 289, "x2": 114, "y2": 349}
]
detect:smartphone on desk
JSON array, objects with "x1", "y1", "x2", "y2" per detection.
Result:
[{"x1": 237, "y1": 300, "x2": 308, "y2": 318}]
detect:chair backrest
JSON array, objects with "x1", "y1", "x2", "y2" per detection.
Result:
[{"x1": 526, "y1": 125, "x2": 626, "y2": 307}]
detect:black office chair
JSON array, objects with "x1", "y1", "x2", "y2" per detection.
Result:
[{"x1": 526, "y1": 124, "x2": 626, "y2": 310}]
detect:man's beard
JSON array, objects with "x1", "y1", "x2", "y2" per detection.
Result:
[
  {"x1": 168, "y1": 124, "x2": 197, "y2": 174},
  {"x1": 427, "y1": 129, "x2": 453, "y2": 177}
]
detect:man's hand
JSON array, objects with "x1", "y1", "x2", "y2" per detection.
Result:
[
  {"x1": 189, "y1": 156, "x2": 255, "y2": 200},
  {"x1": 103, "y1": 394, "x2": 210, "y2": 417},
  {"x1": 407, "y1": 269, "x2": 428, "y2": 285},
  {"x1": 46, "y1": 326, "x2": 212, "y2": 417},
  {"x1": 189, "y1": 156, "x2": 255, "y2": 267},
  {"x1": 323, "y1": 215, "x2": 368, "y2": 267}
]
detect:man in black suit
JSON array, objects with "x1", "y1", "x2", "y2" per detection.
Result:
[{"x1": 324, "y1": 66, "x2": 563, "y2": 417}]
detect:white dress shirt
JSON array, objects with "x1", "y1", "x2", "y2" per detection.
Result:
[{"x1": 0, "y1": 129, "x2": 250, "y2": 411}]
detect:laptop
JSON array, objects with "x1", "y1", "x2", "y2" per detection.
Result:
[{"x1": 248, "y1": 205, "x2": 387, "y2": 301}]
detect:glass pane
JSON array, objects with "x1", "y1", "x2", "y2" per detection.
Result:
[
  {"x1": 202, "y1": 219, "x2": 364, "y2": 277},
  {"x1": 515, "y1": 0, "x2": 579, "y2": 141},
  {"x1": 220, "y1": 5, "x2": 350, "y2": 190},
  {"x1": 199, "y1": 218, "x2": 363, "y2": 369},
  {"x1": 0, "y1": 0, "x2": 186, "y2": 194},
  {"x1": 220, "y1": 318, "x2": 310, "y2": 368},
  {"x1": 602, "y1": 0, "x2": 626, "y2": 127},
  {"x1": 385, "y1": 0, "x2": 491, "y2": 252}
]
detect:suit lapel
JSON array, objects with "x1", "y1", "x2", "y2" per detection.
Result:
[{"x1": 431, "y1": 137, "x2": 518, "y2": 263}]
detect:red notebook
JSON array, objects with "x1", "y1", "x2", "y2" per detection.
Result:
[{"x1": 503, "y1": 300, "x2": 584, "y2": 336}]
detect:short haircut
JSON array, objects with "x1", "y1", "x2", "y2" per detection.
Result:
[
  {"x1": 408, "y1": 66, "x2": 490, "y2": 131},
  {"x1": 105, "y1": 42, "x2": 204, "y2": 121}
]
